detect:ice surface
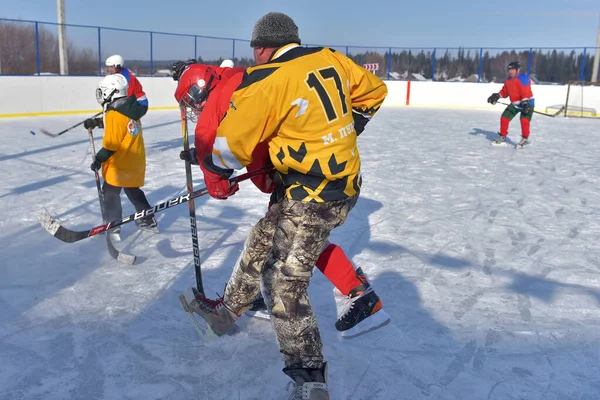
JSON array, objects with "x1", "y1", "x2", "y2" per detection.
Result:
[{"x1": 1, "y1": 108, "x2": 599, "y2": 400}]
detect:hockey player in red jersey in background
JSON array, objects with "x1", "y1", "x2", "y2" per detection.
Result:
[
  {"x1": 487, "y1": 61, "x2": 534, "y2": 148},
  {"x1": 171, "y1": 60, "x2": 390, "y2": 339},
  {"x1": 105, "y1": 55, "x2": 149, "y2": 116}
]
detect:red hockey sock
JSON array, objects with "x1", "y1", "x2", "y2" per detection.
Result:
[
  {"x1": 500, "y1": 116, "x2": 510, "y2": 136},
  {"x1": 315, "y1": 243, "x2": 363, "y2": 296},
  {"x1": 520, "y1": 118, "x2": 530, "y2": 138}
]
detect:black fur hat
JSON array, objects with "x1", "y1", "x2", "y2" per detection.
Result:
[{"x1": 250, "y1": 12, "x2": 301, "y2": 48}]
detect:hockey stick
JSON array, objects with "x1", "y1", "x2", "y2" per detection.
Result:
[
  {"x1": 179, "y1": 105, "x2": 204, "y2": 294},
  {"x1": 497, "y1": 101, "x2": 564, "y2": 117},
  {"x1": 38, "y1": 111, "x2": 103, "y2": 137},
  {"x1": 87, "y1": 127, "x2": 136, "y2": 265},
  {"x1": 38, "y1": 166, "x2": 273, "y2": 244}
]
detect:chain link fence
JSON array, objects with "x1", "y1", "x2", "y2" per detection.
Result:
[{"x1": 1, "y1": 18, "x2": 598, "y2": 84}]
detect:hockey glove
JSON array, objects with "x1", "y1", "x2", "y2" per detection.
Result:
[
  {"x1": 487, "y1": 93, "x2": 500, "y2": 105},
  {"x1": 172, "y1": 59, "x2": 198, "y2": 81},
  {"x1": 84, "y1": 117, "x2": 104, "y2": 130},
  {"x1": 90, "y1": 147, "x2": 114, "y2": 172},
  {"x1": 90, "y1": 157, "x2": 102, "y2": 172},
  {"x1": 520, "y1": 100, "x2": 531, "y2": 115},
  {"x1": 179, "y1": 147, "x2": 199, "y2": 165},
  {"x1": 200, "y1": 156, "x2": 239, "y2": 200}
]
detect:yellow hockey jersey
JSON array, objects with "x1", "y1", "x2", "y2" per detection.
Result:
[
  {"x1": 212, "y1": 43, "x2": 388, "y2": 202},
  {"x1": 101, "y1": 105, "x2": 146, "y2": 188}
]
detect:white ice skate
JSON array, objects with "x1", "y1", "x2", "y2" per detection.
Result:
[{"x1": 517, "y1": 137, "x2": 529, "y2": 149}]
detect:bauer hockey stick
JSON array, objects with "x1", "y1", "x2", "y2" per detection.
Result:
[
  {"x1": 179, "y1": 105, "x2": 204, "y2": 294},
  {"x1": 38, "y1": 111, "x2": 103, "y2": 137},
  {"x1": 497, "y1": 101, "x2": 564, "y2": 118},
  {"x1": 38, "y1": 166, "x2": 273, "y2": 244},
  {"x1": 87, "y1": 127, "x2": 136, "y2": 265}
]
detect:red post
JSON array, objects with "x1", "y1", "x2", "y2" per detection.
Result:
[{"x1": 406, "y1": 81, "x2": 411, "y2": 106}]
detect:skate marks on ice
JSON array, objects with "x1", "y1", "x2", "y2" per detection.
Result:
[
  {"x1": 3, "y1": 110, "x2": 600, "y2": 399},
  {"x1": 324, "y1": 269, "x2": 450, "y2": 400}
]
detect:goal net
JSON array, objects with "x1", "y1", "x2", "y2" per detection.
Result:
[{"x1": 562, "y1": 81, "x2": 600, "y2": 118}]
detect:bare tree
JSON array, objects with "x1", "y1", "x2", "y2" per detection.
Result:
[{"x1": 0, "y1": 20, "x2": 98, "y2": 75}]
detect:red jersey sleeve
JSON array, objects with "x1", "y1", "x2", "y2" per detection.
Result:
[
  {"x1": 128, "y1": 73, "x2": 147, "y2": 103},
  {"x1": 499, "y1": 83, "x2": 508, "y2": 98},
  {"x1": 194, "y1": 67, "x2": 245, "y2": 161}
]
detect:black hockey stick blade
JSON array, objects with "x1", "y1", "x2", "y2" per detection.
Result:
[
  {"x1": 39, "y1": 111, "x2": 103, "y2": 137},
  {"x1": 37, "y1": 208, "x2": 136, "y2": 264},
  {"x1": 38, "y1": 208, "x2": 89, "y2": 243},
  {"x1": 548, "y1": 105, "x2": 565, "y2": 117},
  {"x1": 37, "y1": 166, "x2": 274, "y2": 244}
]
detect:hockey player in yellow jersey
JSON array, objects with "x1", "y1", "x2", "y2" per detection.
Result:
[
  {"x1": 207, "y1": 33, "x2": 386, "y2": 203},
  {"x1": 187, "y1": 12, "x2": 387, "y2": 400},
  {"x1": 85, "y1": 74, "x2": 157, "y2": 238}
]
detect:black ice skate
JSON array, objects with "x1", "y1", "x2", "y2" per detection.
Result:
[
  {"x1": 135, "y1": 215, "x2": 158, "y2": 233},
  {"x1": 334, "y1": 268, "x2": 391, "y2": 338}
]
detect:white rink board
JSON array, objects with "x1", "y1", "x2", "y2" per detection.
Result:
[{"x1": 2, "y1": 76, "x2": 600, "y2": 117}]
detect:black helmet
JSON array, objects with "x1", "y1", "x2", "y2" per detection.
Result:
[{"x1": 507, "y1": 61, "x2": 521, "y2": 70}]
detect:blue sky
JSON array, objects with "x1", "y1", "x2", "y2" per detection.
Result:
[{"x1": 1, "y1": 0, "x2": 599, "y2": 60}]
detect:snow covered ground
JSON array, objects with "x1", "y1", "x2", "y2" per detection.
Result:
[{"x1": 1, "y1": 107, "x2": 599, "y2": 400}]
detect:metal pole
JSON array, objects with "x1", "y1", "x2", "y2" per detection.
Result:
[
  {"x1": 387, "y1": 47, "x2": 391, "y2": 80},
  {"x1": 591, "y1": 14, "x2": 600, "y2": 82},
  {"x1": 478, "y1": 48, "x2": 483, "y2": 82},
  {"x1": 194, "y1": 36, "x2": 197, "y2": 60},
  {"x1": 35, "y1": 22, "x2": 41, "y2": 75},
  {"x1": 232, "y1": 39, "x2": 236, "y2": 61},
  {"x1": 150, "y1": 32, "x2": 153, "y2": 76},
  {"x1": 56, "y1": 0, "x2": 69, "y2": 75},
  {"x1": 527, "y1": 48, "x2": 532, "y2": 76},
  {"x1": 580, "y1": 48, "x2": 587, "y2": 82},
  {"x1": 97, "y1": 27, "x2": 102, "y2": 76},
  {"x1": 345, "y1": 46, "x2": 349, "y2": 56}
]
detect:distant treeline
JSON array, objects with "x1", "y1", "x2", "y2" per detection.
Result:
[
  {"x1": 348, "y1": 48, "x2": 596, "y2": 83},
  {"x1": 1, "y1": 20, "x2": 595, "y2": 83}
]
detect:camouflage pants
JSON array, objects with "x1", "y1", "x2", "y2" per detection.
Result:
[{"x1": 224, "y1": 195, "x2": 358, "y2": 369}]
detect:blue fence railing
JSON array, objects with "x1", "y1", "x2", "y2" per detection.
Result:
[{"x1": 0, "y1": 18, "x2": 598, "y2": 84}]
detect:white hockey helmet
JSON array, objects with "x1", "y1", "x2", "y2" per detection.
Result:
[
  {"x1": 96, "y1": 73, "x2": 128, "y2": 105},
  {"x1": 220, "y1": 59, "x2": 234, "y2": 68},
  {"x1": 105, "y1": 54, "x2": 125, "y2": 70}
]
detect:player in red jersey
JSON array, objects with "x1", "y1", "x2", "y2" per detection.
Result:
[
  {"x1": 172, "y1": 60, "x2": 390, "y2": 338},
  {"x1": 106, "y1": 55, "x2": 148, "y2": 116},
  {"x1": 488, "y1": 61, "x2": 535, "y2": 148}
]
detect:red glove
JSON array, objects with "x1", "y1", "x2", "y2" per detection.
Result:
[{"x1": 200, "y1": 157, "x2": 239, "y2": 200}]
